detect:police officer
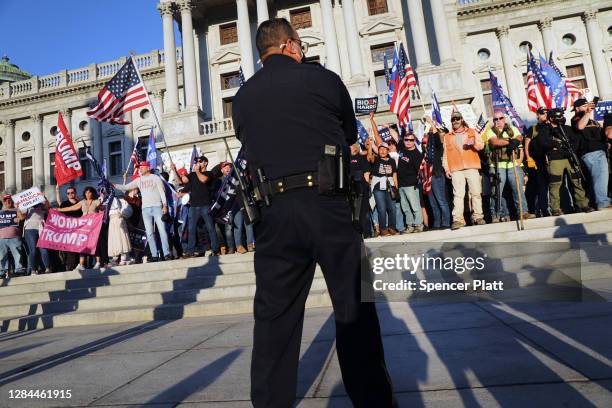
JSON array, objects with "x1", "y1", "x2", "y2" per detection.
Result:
[{"x1": 232, "y1": 18, "x2": 395, "y2": 408}]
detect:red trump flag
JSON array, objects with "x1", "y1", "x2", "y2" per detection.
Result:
[{"x1": 54, "y1": 112, "x2": 83, "y2": 186}]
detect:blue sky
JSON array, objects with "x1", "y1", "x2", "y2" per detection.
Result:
[{"x1": 1, "y1": 0, "x2": 181, "y2": 76}]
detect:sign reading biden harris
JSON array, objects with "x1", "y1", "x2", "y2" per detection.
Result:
[
  {"x1": 355, "y1": 97, "x2": 378, "y2": 115},
  {"x1": 37, "y1": 209, "x2": 104, "y2": 255}
]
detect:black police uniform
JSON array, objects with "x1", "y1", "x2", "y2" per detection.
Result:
[{"x1": 233, "y1": 54, "x2": 395, "y2": 408}]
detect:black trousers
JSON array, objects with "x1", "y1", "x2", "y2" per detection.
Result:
[{"x1": 251, "y1": 189, "x2": 394, "y2": 408}]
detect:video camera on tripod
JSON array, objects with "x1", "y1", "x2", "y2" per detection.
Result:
[{"x1": 546, "y1": 108, "x2": 585, "y2": 180}]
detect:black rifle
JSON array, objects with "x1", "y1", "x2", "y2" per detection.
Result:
[
  {"x1": 222, "y1": 139, "x2": 260, "y2": 225},
  {"x1": 556, "y1": 125, "x2": 585, "y2": 180}
]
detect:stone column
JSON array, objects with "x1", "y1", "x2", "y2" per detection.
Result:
[
  {"x1": 158, "y1": 2, "x2": 180, "y2": 113},
  {"x1": 320, "y1": 0, "x2": 341, "y2": 75},
  {"x1": 151, "y1": 90, "x2": 165, "y2": 118},
  {"x1": 496, "y1": 26, "x2": 523, "y2": 108},
  {"x1": 256, "y1": 0, "x2": 269, "y2": 26},
  {"x1": 124, "y1": 111, "x2": 134, "y2": 163},
  {"x1": 61, "y1": 108, "x2": 72, "y2": 134},
  {"x1": 583, "y1": 10, "x2": 612, "y2": 99},
  {"x1": 406, "y1": 0, "x2": 432, "y2": 67},
  {"x1": 3, "y1": 120, "x2": 16, "y2": 193},
  {"x1": 430, "y1": 0, "x2": 454, "y2": 63},
  {"x1": 178, "y1": 0, "x2": 199, "y2": 109},
  {"x1": 538, "y1": 17, "x2": 555, "y2": 57},
  {"x1": 342, "y1": 0, "x2": 364, "y2": 77},
  {"x1": 32, "y1": 114, "x2": 45, "y2": 188},
  {"x1": 236, "y1": 0, "x2": 255, "y2": 79}
]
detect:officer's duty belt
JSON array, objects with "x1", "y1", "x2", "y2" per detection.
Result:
[{"x1": 269, "y1": 172, "x2": 318, "y2": 195}]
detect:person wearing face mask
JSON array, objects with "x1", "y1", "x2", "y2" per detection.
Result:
[
  {"x1": 442, "y1": 111, "x2": 486, "y2": 230},
  {"x1": 232, "y1": 17, "x2": 396, "y2": 408}
]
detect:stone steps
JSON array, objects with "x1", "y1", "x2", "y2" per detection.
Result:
[{"x1": 0, "y1": 210, "x2": 609, "y2": 333}]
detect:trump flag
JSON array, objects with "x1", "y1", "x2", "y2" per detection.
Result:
[{"x1": 54, "y1": 112, "x2": 83, "y2": 186}]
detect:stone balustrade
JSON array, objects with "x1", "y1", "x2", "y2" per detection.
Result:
[
  {"x1": 201, "y1": 118, "x2": 234, "y2": 138},
  {"x1": 0, "y1": 47, "x2": 182, "y2": 101}
]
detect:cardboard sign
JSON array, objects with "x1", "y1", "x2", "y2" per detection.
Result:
[
  {"x1": 37, "y1": 209, "x2": 103, "y2": 255},
  {"x1": 12, "y1": 187, "x2": 45, "y2": 212},
  {"x1": 355, "y1": 97, "x2": 378, "y2": 115},
  {"x1": 0, "y1": 210, "x2": 19, "y2": 229},
  {"x1": 594, "y1": 101, "x2": 612, "y2": 121}
]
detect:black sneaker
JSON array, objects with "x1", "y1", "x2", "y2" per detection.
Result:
[
  {"x1": 581, "y1": 207, "x2": 595, "y2": 213},
  {"x1": 149, "y1": 257, "x2": 159, "y2": 263}
]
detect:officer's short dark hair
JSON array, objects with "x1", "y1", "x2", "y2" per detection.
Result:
[{"x1": 256, "y1": 18, "x2": 295, "y2": 56}]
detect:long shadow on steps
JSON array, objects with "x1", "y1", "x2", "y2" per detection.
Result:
[
  {"x1": 0, "y1": 257, "x2": 228, "y2": 333},
  {"x1": 554, "y1": 217, "x2": 611, "y2": 267},
  {"x1": 0, "y1": 257, "x2": 227, "y2": 385}
]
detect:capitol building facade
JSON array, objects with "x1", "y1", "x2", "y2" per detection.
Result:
[{"x1": 0, "y1": 0, "x2": 610, "y2": 198}]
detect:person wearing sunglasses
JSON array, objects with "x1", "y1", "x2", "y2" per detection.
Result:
[
  {"x1": 524, "y1": 107, "x2": 551, "y2": 217},
  {"x1": 55, "y1": 185, "x2": 82, "y2": 271},
  {"x1": 442, "y1": 111, "x2": 486, "y2": 230},
  {"x1": 232, "y1": 18, "x2": 395, "y2": 408},
  {"x1": 484, "y1": 112, "x2": 535, "y2": 222},
  {"x1": 396, "y1": 132, "x2": 424, "y2": 233}
]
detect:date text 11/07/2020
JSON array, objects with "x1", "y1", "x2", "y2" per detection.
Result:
[{"x1": 373, "y1": 280, "x2": 504, "y2": 292}]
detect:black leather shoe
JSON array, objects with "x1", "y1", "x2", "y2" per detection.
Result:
[{"x1": 149, "y1": 257, "x2": 159, "y2": 263}]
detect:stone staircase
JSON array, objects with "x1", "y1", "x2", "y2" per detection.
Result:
[{"x1": 0, "y1": 210, "x2": 610, "y2": 333}]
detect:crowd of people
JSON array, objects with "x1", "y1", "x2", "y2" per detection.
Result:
[
  {"x1": 351, "y1": 99, "x2": 611, "y2": 237},
  {"x1": 0, "y1": 98, "x2": 610, "y2": 277},
  {"x1": 0, "y1": 156, "x2": 254, "y2": 278}
]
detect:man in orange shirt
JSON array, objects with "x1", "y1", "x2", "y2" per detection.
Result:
[{"x1": 442, "y1": 112, "x2": 486, "y2": 230}]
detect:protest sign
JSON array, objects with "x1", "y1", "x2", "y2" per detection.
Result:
[
  {"x1": 0, "y1": 210, "x2": 19, "y2": 229},
  {"x1": 37, "y1": 209, "x2": 104, "y2": 255},
  {"x1": 12, "y1": 187, "x2": 45, "y2": 212},
  {"x1": 355, "y1": 97, "x2": 378, "y2": 115},
  {"x1": 594, "y1": 101, "x2": 612, "y2": 121},
  {"x1": 378, "y1": 127, "x2": 392, "y2": 142}
]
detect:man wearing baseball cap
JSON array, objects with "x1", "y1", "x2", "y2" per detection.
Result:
[
  {"x1": 115, "y1": 161, "x2": 171, "y2": 262},
  {"x1": 0, "y1": 194, "x2": 25, "y2": 277},
  {"x1": 572, "y1": 98, "x2": 610, "y2": 210}
]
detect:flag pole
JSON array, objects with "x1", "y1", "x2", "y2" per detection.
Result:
[{"x1": 131, "y1": 57, "x2": 175, "y2": 170}]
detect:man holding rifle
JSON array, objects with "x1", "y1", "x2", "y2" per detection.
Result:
[{"x1": 532, "y1": 108, "x2": 593, "y2": 216}]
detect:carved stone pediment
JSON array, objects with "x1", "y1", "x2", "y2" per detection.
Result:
[
  {"x1": 298, "y1": 31, "x2": 324, "y2": 47},
  {"x1": 210, "y1": 48, "x2": 241, "y2": 66},
  {"x1": 472, "y1": 63, "x2": 502, "y2": 75},
  {"x1": 359, "y1": 19, "x2": 403, "y2": 37},
  {"x1": 556, "y1": 48, "x2": 590, "y2": 60}
]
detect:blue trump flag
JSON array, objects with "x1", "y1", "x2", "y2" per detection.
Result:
[
  {"x1": 539, "y1": 54, "x2": 569, "y2": 109},
  {"x1": 189, "y1": 144, "x2": 198, "y2": 173},
  {"x1": 431, "y1": 89, "x2": 443, "y2": 126},
  {"x1": 356, "y1": 119, "x2": 369, "y2": 148},
  {"x1": 387, "y1": 47, "x2": 399, "y2": 105},
  {"x1": 489, "y1": 71, "x2": 526, "y2": 132},
  {"x1": 146, "y1": 128, "x2": 158, "y2": 170}
]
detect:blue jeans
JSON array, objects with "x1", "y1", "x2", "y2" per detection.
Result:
[
  {"x1": 582, "y1": 150, "x2": 610, "y2": 209},
  {"x1": 395, "y1": 202, "x2": 405, "y2": 232},
  {"x1": 373, "y1": 190, "x2": 396, "y2": 230},
  {"x1": 399, "y1": 186, "x2": 423, "y2": 226},
  {"x1": 0, "y1": 237, "x2": 24, "y2": 274},
  {"x1": 233, "y1": 210, "x2": 254, "y2": 247},
  {"x1": 187, "y1": 206, "x2": 219, "y2": 253},
  {"x1": 24, "y1": 229, "x2": 50, "y2": 272},
  {"x1": 142, "y1": 206, "x2": 171, "y2": 257},
  {"x1": 490, "y1": 165, "x2": 527, "y2": 218},
  {"x1": 429, "y1": 175, "x2": 450, "y2": 227}
]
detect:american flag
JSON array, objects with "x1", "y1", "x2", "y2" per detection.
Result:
[
  {"x1": 474, "y1": 114, "x2": 486, "y2": 134},
  {"x1": 390, "y1": 43, "x2": 417, "y2": 126},
  {"x1": 418, "y1": 157, "x2": 432, "y2": 195},
  {"x1": 87, "y1": 58, "x2": 149, "y2": 125},
  {"x1": 129, "y1": 139, "x2": 144, "y2": 180},
  {"x1": 548, "y1": 51, "x2": 582, "y2": 108},
  {"x1": 526, "y1": 52, "x2": 550, "y2": 112},
  {"x1": 489, "y1": 71, "x2": 526, "y2": 133}
]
